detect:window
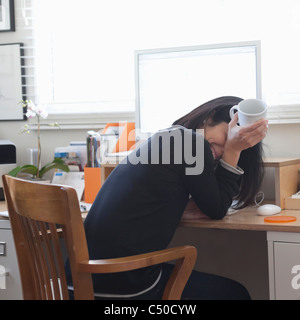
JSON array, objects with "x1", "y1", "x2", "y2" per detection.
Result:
[
  {"x1": 135, "y1": 42, "x2": 261, "y2": 134},
  {"x1": 33, "y1": 0, "x2": 136, "y2": 115},
  {"x1": 26, "y1": 0, "x2": 300, "y2": 122}
]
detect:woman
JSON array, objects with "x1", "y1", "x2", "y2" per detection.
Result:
[
  {"x1": 67, "y1": 96, "x2": 268, "y2": 299},
  {"x1": 173, "y1": 96, "x2": 266, "y2": 212}
]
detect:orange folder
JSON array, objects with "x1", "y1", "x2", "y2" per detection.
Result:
[{"x1": 84, "y1": 167, "x2": 101, "y2": 204}]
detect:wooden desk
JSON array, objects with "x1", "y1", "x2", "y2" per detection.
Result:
[
  {"x1": 0, "y1": 201, "x2": 7, "y2": 212},
  {"x1": 2, "y1": 198, "x2": 300, "y2": 232},
  {"x1": 100, "y1": 156, "x2": 300, "y2": 231},
  {"x1": 181, "y1": 206, "x2": 300, "y2": 233},
  {"x1": 0, "y1": 201, "x2": 8, "y2": 222},
  {"x1": 180, "y1": 205, "x2": 300, "y2": 300}
]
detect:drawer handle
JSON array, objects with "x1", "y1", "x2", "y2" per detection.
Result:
[
  {"x1": 0, "y1": 242, "x2": 6, "y2": 256},
  {"x1": 0, "y1": 270, "x2": 9, "y2": 277},
  {"x1": 0, "y1": 265, "x2": 9, "y2": 290}
]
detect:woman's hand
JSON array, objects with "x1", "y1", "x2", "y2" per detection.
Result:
[{"x1": 222, "y1": 113, "x2": 268, "y2": 168}]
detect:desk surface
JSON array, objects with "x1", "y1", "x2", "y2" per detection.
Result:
[
  {"x1": 2, "y1": 200, "x2": 300, "y2": 232},
  {"x1": 0, "y1": 201, "x2": 7, "y2": 212},
  {"x1": 263, "y1": 157, "x2": 300, "y2": 167},
  {"x1": 181, "y1": 206, "x2": 300, "y2": 232}
]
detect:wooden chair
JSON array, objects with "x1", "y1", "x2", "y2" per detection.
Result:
[{"x1": 2, "y1": 175, "x2": 197, "y2": 300}]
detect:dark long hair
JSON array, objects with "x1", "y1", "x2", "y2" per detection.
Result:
[{"x1": 172, "y1": 96, "x2": 265, "y2": 208}]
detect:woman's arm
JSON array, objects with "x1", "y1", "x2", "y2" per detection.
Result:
[
  {"x1": 181, "y1": 198, "x2": 209, "y2": 220},
  {"x1": 182, "y1": 116, "x2": 267, "y2": 220},
  {"x1": 182, "y1": 135, "x2": 241, "y2": 220}
]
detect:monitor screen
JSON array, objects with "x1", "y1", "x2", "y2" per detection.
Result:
[{"x1": 135, "y1": 41, "x2": 261, "y2": 135}]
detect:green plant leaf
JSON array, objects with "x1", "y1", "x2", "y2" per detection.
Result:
[
  {"x1": 8, "y1": 165, "x2": 38, "y2": 178},
  {"x1": 8, "y1": 158, "x2": 69, "y2": 179},
  {"x1": 52, "y1": 157, "x2": 66, "y2": 165},
  {"x1": 8, "y1": 166, "x2": 22, "y2": 177},
  {"x1": 39, "y1": 160, "x2": 69, "y2": 178},
  {"x1": 19, "y1": 165, "x2": 39, "y2": 175}
]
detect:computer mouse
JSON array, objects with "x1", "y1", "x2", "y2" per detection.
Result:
[{"x1": 257, "y1": 204, "x2": 282, "y2": 216}]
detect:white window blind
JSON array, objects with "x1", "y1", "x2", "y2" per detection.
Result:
[
  {"x1": 0, "y1": 0, "x2": 36, "y2": 104},
  {"x1": 7, "y1": 0, "x2": 300, "y2": 122},
  {"x1": 21, "y1": 2, "x2": 35, "y2": 103}
]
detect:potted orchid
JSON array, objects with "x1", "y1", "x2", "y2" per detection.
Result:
[{"x1": 8, "y1": 100, "x2": 69, "y2": 180}]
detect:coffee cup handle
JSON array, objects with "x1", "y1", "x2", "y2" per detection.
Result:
[{"x1": 229, "y1": 105, "x2": 238, "y2": 120}]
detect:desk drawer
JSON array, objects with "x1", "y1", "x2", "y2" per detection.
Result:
[
  {"x1": 273, "y1": 242, "x2": 300, "y2": 300},
  {"x1": 0, "y1": 228, "x2": 23, "y2": 300}
]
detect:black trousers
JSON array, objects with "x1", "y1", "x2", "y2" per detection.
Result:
[
  {"x1": 84, "y1": 263, "x2": 251, "y2": 300},
  {"x1": 164, "y1": 263, "x2": 250, "y2": 300}
]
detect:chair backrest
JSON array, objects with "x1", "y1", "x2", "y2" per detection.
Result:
[{"x1": 2, "y1": 175, "x2": 94, "y2": 300}]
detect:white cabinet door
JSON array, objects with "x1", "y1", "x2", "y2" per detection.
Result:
[{"x1": 274, "y1": 242, "x2": 300, "y2": 300}]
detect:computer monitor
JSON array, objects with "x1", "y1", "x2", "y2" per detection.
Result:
[{"x1": 135, "y1": 41, "x2": 262, "y2": 136}]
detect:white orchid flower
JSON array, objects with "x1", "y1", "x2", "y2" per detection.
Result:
[
  {"x1": 25, "y1": 100, "x2": 37, "y2": 118},
  {"x1": 36, "y1": 104, "x2": 48, "y2": 119},
  {"x1": 25, "y1": 100, "x2": 48, "y2": 119}
]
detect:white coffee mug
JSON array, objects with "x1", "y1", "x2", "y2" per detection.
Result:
[{"x1": 229, "y1": 99, "x2": 267, "y2": 126}]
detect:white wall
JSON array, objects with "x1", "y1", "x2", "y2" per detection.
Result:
[{"x1": 263, "y1": 123, "x2": 300, "y2": 158}]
